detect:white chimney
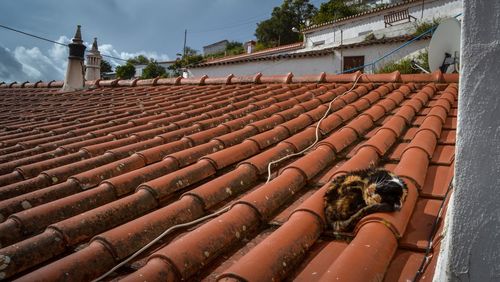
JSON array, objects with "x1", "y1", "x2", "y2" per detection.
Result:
[
  {"x1": 244, "y1": 40, "x2": 256, "y2": 54},
  {"x1": 85, "y1": 37, "x2": 101, "y2": 81},
  {"x1": 62, "y1": 25, "x2": 86, "y2": 92}
]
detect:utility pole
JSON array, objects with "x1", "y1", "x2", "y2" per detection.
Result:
[
  {"x1": 421, "y1": 0, "x2": 425, "y2": 19},
  {"x1": 183, "y1": 29, "x2": 187, "y2": 58}
]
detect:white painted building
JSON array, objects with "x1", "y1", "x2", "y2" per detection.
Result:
[
  {"x1": 302, "y1": 0, "x2": 462, "y2": 49},
  {"x1": 203, "y1": 40, "x2": 229, "y2": 56},
  {"x1": 188, "y1": 0, "x2": 462, "y2": 78}
]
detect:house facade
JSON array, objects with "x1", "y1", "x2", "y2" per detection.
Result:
[
  {"x1": 203, "y1": 40, "x2": 229, "y2": 56},
  {"x1": 189, "y1": 0, "x2": 462, "y2": 78}
]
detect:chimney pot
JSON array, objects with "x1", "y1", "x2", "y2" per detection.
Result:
[{"x1": 62, "y1": 25, "x2": 86, "y2": 92}]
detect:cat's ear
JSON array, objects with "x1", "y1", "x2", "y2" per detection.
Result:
[{"x1": 368, "y1": 161, "x2": 377, "y2": 169}]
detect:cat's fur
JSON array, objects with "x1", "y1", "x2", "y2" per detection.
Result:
[{"x1": 324, "y1": 167, "x2": 407, "y2": 233}]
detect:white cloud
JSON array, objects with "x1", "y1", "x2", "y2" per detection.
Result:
[
  {"x1": 48, "y1": 36, "x2": 71, "y2": 71},
  {"x1": 0, "y1": 36, "x2": 170, "y2": 83},
  {"x1": 14, "y1": 46, "x2": 66, "y2": 81},
  {"x1": 0, "y1": 46, "x2": 27, "y2": 82}
]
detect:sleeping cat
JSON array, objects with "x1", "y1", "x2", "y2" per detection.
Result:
[{"x1": 324, "y1": 167, "x2": 407, "y2": 233}]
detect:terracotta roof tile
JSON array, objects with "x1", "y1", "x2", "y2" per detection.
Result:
[{"x1": 0, "y1": 71, "x2": 458, "y2": 281}]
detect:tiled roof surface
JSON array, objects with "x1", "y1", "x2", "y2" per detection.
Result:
[{"x1": 0, "y1": 71, "x2": 458, "y2": 281}]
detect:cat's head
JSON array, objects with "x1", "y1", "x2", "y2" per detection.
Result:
[{"x1": 367, "y1": 169, "x2": 408, "y2": 210}]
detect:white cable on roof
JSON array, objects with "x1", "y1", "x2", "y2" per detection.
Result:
[
  {"x1": 265, "y1": 73, "x2": 365, "y2": 183},
  {"x1": 92, "y1": 205, "x2": 230, "y2": 282},
  {"x1": 94, "y1": 73, "x2": 366, "y2": 281}
]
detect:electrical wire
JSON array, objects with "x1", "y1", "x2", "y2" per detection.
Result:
[
  {"x1": 0, "y1": 23, "x2": 128, "y2": 62},
  {"x1": 0, "y1": 23, "x2": 68, "y2": 46},
  {"x1": 411, "y1": 177, "x2": 454, "y2": 282},
  {"x1": 265, "y1": 73, "x2": 365, "y2": 183}
]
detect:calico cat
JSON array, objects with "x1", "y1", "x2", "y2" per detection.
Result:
[{"x1": 324, "y1": 167, "x2": 407, "y2": 233}]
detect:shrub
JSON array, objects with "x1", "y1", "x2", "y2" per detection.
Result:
[
  {"x1": 115, "y1": 63, "x2": 136, "y2": 79},
  {"x1": 141, "y1": 61, "x2": 168, "y2": 79},
  {"x1": 376, "y1": 50, "x2": 429, "y2": 74},
  {"x1": 413, "y1": 18, "x2": 442, "y2": 37}
]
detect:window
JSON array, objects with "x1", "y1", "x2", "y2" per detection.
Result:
[
  {"x1": 312, "y1": 40, "x2": 325, "y2": 47},
  {"x1": 343, "y1": 56, "x2": 365, "y2": 73}
]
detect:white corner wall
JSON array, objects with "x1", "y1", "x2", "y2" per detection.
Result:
[
  {"x1": 306, "y1": 0, "x2": 462, "y2": 49},
  {"x1": 188, "y1": 39, "x2": 428, "y2": 78},
  {"x1": 435, "y1": 0, "x2": 500, "y2": 281}
]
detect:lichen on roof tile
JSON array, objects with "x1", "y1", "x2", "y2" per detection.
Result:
[{"x1": 0, "y1": 72, "x2": 458, "y2": 281}]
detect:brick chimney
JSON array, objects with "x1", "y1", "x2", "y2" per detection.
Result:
[
  {"x1": 62, "y1": 25, "x2": 86, "y2": 92},
  {"x1": 85, "y1": 37, "x2": 101, "y2": 81},
  {"x1": 244, "y1": 40, "x2": 256, "y2": 54}
]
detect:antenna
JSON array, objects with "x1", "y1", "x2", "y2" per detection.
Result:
[{"x1": 428, "y1": 18, "x2": 461, "y2": 73}]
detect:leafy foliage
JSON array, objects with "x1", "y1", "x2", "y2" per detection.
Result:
[
  {"x1": 253, "y1": 42, "x2": 268, "y2": 52},
  {"x1": 313, "y1": 0, "x2": 365, "y2": 25},
  {"x1": 100, "y1": 60, "x2": 112, "y2": 73},
  {"x1": 168, "y1": 46, "x2": 204, "y2": 76},
  {"x1": 115, "y1": 63, "x2": 136, "y2": 79},
  {"x1": 363, "y1": 33, "x2": 377, "y2": 41},
  {"x1": 376, "y1": 50, "x2": 429, "y2": 74},
  {"x1": 225, "y1": 41, "x2": 245, "y2": 55},
  {"x1": 412, "y1": 18, "x2": 442, "y2": 37},
  {"x1": 126, "y1": 55, "x2": 149, "y2": 65},
  {"x1": 141, "y1": 61, "x2": 168, "y2": 79},
  {"x1": 255, "y1": 0, "x2": 317, "y2": 47}
]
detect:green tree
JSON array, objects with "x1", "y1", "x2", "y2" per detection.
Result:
[
  {"x1": 225, "y1": 41, "x2": 244, "y2": 55},
  {"x1": 312, "y1": 0, "x2": 365, "y2": 25},
  {"x1": 100, "y1": 60, "x2": 112, "y2": 73},
  {"x1": 141, "y1": 60, "x2": 168, "y2": 79},
  {"x1": 115, "y1": 63, "x2": 136, "y2": 79},
  {"x1": 168, "y1": 47, "x2": 204, "y2": 76},
  {"x1": 127, "y1": 55, "x2": 149, "y2": 65},
  {"x1": 255, "y1": 0, "x2": 317, "y2": 47}
]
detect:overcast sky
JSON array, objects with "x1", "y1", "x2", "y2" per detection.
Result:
[{"x1": 0, "y1": 0, "x2": 326, "y2": 83}]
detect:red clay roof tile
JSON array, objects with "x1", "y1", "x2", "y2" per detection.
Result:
[{"x1": 0, "y1": 72, "x2": 458, "y2": 281}]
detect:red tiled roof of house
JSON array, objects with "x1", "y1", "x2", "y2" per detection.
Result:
[
  {"x1": 0, "y1": 71, "x2": 458, "y2": 281},
  {"x1": 199, "y1": 42, "x2": 304, "y2": 66}
]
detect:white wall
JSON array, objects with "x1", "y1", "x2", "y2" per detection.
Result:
[
  {"x1": 189, "y1": 56, "x2": 336, "y2": 78},
  {"x1": 203, "y1": 41, "x2": 228, "y2": 56},
  {"x1": 434, "y1": 0, "x2": 500, "y2": 281},
  {"x1": 188, "y1": 39, "x2": 428, "y2": 77},
  {"x1": 305, "y1": 0, "x2": 462, "y2": 49}
]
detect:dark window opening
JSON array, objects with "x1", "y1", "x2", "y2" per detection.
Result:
[{"x1": 343, "y1": 56, "x2": 365, "y2": 73}]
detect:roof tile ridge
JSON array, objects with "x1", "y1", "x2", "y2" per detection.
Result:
[
  {"x1": 215, "y1": 83, "x2": 419, "y2": 280},
  {"x1": 0, "y1": 85, "x2": 282, "y2": 213},
  {"x1": 0, "y1": 85, "x2": 250, "y2": 178},
  {"x1": 0, "y1": 83, "x2": 312, "y2": 256},
  {"x1": 24, "y1": 82, "x2": 336, "y2": 278},
  {"x1": 331, "y1": 87, "x2": 456, "y2": 272},
  {"x1": 123, "y1": 203, "x2": 261, "y2": 281},
  {"x1": 205, "y1": 42, "x2": 303, "y2": 64},
  {"x1": 220, "y1": 83, "x2": 408, "y2": 280}
]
